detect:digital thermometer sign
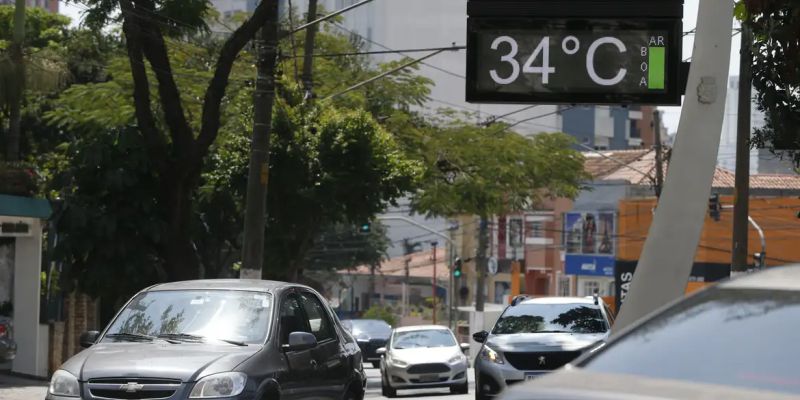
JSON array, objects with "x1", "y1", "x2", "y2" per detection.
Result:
[{"x1": 466, "y1": 18, "x2": 682, "y2": 105}]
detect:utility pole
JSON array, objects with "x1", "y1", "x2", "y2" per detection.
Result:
[
  {"x1": 6, "y1": 0, "x2": 26, "y2": 161},
  {"x1": 731, "y1": 22, "x2": 753, "y2": 274},
  {"x1": 300, "y1": 0, "x2": 319, "y2": 98},
  {"x1": 475, "y1": 217, "x2": 488, "y2": 312},
  {"x1": 431, "y1": 241, "x2": 438, "y2": 325},
  {"x1": 653, "y1": 110, "x2": 665, "y2": 198},
  {"x1": 240, "y1": 0, "x2": 280, "y2": 279}
]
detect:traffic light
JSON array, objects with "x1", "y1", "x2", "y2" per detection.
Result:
[
  {"x1": 708, "y1": 194, "x2": 721, "y2": 221},
  {"x1": 453, "y1": 258, "x2": 463, "y2": 278},
  {"x1": 359, "y1": 222, "x2": 371, "y2": 234}
]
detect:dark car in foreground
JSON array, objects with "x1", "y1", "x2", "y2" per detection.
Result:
[
  {"x1": 473, "y1": 296, "x2": 612, "y2": 400},
  {"x1": 342, "y1": 319, "x2": 392, "y2": 368},
  {"x1": 47, "y1": 280, "x2": 365, "y2": 400},
  {"x1": 0, "y1": 316, "x2": 15, "y2": 361},
  {"x1": 501, "y1": 265, "x2": 800, "y2": 400}
]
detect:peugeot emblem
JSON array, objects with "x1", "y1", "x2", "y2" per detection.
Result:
[
  {"x1": 120, "y1": 382, "x2": 145, "y2": 393},
  {"x1": 538, "y1": 356, "x2": 546, "y2": 366}
]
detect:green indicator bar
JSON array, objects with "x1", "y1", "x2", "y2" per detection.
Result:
[{"x1": 648, "y1": 47, "x2": 666, "y2": 90}]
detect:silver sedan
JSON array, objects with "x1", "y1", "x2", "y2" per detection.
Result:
[{"x1": 378, "y1": 325, "x2": 470, "y2": 398}]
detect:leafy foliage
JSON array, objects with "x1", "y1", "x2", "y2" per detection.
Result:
[
  {"x1": 306, "y1": 221, "x2": 390, "y2": 272},
  {"x1": 362, "y1": 305, "x2": 397, "y2": 327},
  {"x1": 741, "y1": 0, "x2": 800, "y2": 166}
]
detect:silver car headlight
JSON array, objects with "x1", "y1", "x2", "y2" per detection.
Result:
[
  {"x1": 189, "y1": 372, "x2": 247, "y2": 398},
  {"x1": 480, "y1": 345, "x2": 504, "y2": 365},
  {"x1": 49, "y1": 369, "x2": 80, "y2": 397}
]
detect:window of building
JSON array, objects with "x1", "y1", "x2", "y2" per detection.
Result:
[
  {"x1": 559, "y1": 277, "x2": 571, "y2": 296},
  {"x1": 528, "y1": 221, "x2": 544, "y2": 238},
  {"x1": 583, "y1": 280, "x2": 600, "y2": 296}
]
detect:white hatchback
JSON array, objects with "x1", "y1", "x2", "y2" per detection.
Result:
[{"x1": 378, "y1": 325, "x2": 470, "y2": 397}]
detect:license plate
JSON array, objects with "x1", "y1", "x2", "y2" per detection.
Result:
[
  {"x1": 525, "y1": 373, "x2": 540, "y2": 381},
  {"x1": 419, "y1": 374, "x2": 439, "y2": 382}
]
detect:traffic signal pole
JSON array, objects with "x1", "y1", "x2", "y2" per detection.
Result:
[{"x1": 614, "y1": 0, "x2": 734, "y2": 333}]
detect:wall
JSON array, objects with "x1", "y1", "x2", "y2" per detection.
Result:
[
  {"x1": 618, "y1": 195, "x2": 800, "y2": 270},
  {"x1": 562, "y1": 107, "x2": 596, "y2": 148}
]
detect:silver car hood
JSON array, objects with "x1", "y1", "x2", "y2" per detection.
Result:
[{"x1": 389, "y1": 346, "x2": 462, "y2": 364}]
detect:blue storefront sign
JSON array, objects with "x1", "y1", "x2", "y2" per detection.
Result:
[{"x1": 564, "y1": 211, "x2": 616, "y2": 277}]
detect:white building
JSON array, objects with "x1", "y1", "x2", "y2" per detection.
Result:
[{"x1": 718, "y1": 76, "x2": 794, "y2": 174}]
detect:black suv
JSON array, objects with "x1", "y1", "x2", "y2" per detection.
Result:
[{"x1": 47, "y1": 280, "x2": 366, "y2": 400}]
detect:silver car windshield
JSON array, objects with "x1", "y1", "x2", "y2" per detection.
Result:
[
  {"x1": 492, "y1": 303, "x2": 608, "y2": 334},
  {"x1": 392, "y1": 329, "x2": 456, "y2": 349},
  {"x1": 104, "y1": 290, "x2": 273, "y2": 345}
]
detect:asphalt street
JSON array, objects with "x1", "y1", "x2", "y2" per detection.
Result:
[
  {"x1": 0, "y1": 371, "x2": 48, "y2": 400},
  {"x1": 363, "y1": 363, "x2": 475, "y2": 400}
]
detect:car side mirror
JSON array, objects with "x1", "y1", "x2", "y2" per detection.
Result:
[
  {"x1": 472, "y1": 330, "x2": 488, "y2": 343},
  {"x1": 376, "y1": 347, "x2": 386, "y2": 355},
  {"x1": 283, "y1": 332, "x2": 317, "y2": 352},
  {"x1": 80, "y1": 331, "x2": 100, "y2": 348},
  {"x1": 460, "y1": 343, "x2": 470, "y2": 352}
]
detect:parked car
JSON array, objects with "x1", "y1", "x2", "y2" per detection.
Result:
[
  {"x1": 47, "y1": 280, "x2": 366, "y2": 400},
  {"x1": 0, "y1": 316, "x2": 16, "y2": 361},
  {"x1": 379, "y1": 325, "x2": 470, "y2": 398},
  {"x1": 500, "y1": 266, "x2": 800, "y2": 400},
  {"x1": 473, "y1": 295, "x2": 613, "y2": 400},
  {"x1": 341, "y1": 319, "x2": 392, "y2": 368}
]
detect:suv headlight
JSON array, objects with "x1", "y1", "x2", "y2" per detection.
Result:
[
  {"x1": 49, "y1": 370, "x2": 79, "y2": 397},
  {"x1": 480, "y1": 345, "x2": 504, "y2": 364},
  {"x1": 190, "y1": 372, "x2": 247, "y2": 398}
]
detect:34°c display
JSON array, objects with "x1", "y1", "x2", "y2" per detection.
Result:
[{"x1": 466, "y1": 18, "x2": 682, "y2": 105}]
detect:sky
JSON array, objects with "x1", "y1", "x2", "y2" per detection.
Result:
[{"x1": 59, "y1": 0, "x2": 740, "y2": 134}]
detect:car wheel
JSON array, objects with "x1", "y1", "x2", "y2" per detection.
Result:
[
  {"x1": 371, "y1": 361, "x2": 380, "y2": 369},
  {"x1": 381, "y1": 373, "x2": 396, "y2": 398}
]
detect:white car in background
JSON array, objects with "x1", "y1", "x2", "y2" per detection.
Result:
[{"x1": 378, "y1": 325, "x2": 470, "y2": 397}]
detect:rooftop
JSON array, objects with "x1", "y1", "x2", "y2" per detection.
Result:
[
  {"x1": 586, "y1": 149, "x2": 800, "y2": 190},
  {"x1": 342, "y1": 247, "x2": 450, "y2": 280}
]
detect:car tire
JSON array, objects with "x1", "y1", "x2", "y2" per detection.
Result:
[
  {"x1": 371, "y1": 361, "x2": 380, "y2": 369},
  {"x1": 381, "y1": 373, "x2": 396, "y2": 398},
  {"x1": 451, "y1": 381, "x2": 469, "y2": 395}
]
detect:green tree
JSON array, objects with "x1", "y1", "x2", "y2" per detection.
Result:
[
  {"x1": 411, "y1": 119, "x2": 587, "y2": 310},
  {"x1": 0, "y1": 5, "x2": 69, "y2": 161},
  {"x1": 739, "y1": 0, "x2": 800, "y2": 167}
]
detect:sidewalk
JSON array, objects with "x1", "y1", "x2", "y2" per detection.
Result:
[{"x1": 0, "y1": 371, "x2": 48, "y2": 400}]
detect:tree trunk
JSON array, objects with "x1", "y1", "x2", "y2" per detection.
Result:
[
  {"x1": 5, "y1": 0, "x2": 25, "y2": 162},
  {"x1": 159, "y1": 172, "x2": 200, "y2": 282},
  {"x1": 475, "y1": 216, "x2": 489, "y2": 312}
]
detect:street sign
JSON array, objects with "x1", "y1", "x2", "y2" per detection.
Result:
[
  {"x1": 466, "y1": 1, "x2": 683, "y2": 105},
  {"x1": 488, "y1": 257, "x2": 498, "y2": 275}
]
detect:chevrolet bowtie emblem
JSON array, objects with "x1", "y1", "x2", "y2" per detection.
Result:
[
  {"x1": 538, "y1": 356, "x2": 546, "y2": 366},
  {"x1": 120, "y1": 382, "x2": 145, "y2": 393}
]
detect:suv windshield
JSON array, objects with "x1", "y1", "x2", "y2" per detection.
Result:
[
  {"x1": 392, "y1": 329, "x2": 456, "y2": 349},
  {"x1": 105, "y1": 290, "x2": 273, "y2": 345},
  {"x1": 493, "y1": 303, "x2": 608, "y2": 334},
  {"x1": 582, "y1": 289, "x2": 800, "y2": 395},
  {"x1": 346, "y1": 319, "x2": 391, "y2": 337}
]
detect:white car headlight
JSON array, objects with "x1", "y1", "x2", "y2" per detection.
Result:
[
  {"x1": 49, "y1": 370, "x2": 80, "y2": 397},
  {"x1": 190, "y1": 372, "x2": 247, "y2": 398},
  {"x1": 480, "y1": 345, "x2": 504, "y2": 365},
  {"x1": 448, "y1": 354, "x2": 466, "y2": 364},
  {"x1": 388, "y1": 356, "x2": 408, "y2": 368}
]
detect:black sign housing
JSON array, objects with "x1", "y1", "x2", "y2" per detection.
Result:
[{"x1": 466, "y1": 0, "x2": 684, "y2": 105}]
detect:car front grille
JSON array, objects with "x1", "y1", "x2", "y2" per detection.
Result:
[
  {"x1": 407, "y1": 363, "x2": 450, "y2": 374},
  {"x1": 503, "y1": 351, "x2": 582, "y2": 371},
  {"x1": 87, "y1": 378, "x2": 182, "y2": 399}
]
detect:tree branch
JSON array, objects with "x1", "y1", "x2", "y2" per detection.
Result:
[
  {"x1": 196, "y1": 0, "x2": 277, "y2": 155},
  {"x1": 131, "y1": 0, "x2": 195, "y2": 157},
  {"x1": 120, "y1": 0, "x2": 167, "y2": 166}
]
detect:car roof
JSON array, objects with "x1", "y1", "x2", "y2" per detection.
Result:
[
  {"x1": 719, "y1": 264, "x2": 800, "y2": 291},
  {"x1": 393, "y1": 325, "x2": 451, "y2": 333},
  {"x1": 145, "y1": 279, "x2": 304, "y2": 293},
  {"x1": 517, "y1": 296, "x2": 598, "y2": 306}
]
